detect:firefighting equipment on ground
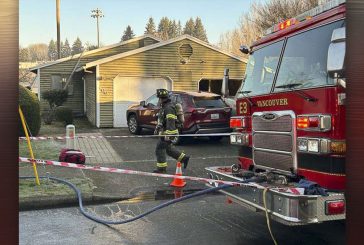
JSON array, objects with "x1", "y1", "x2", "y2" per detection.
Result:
[{"x1": 19, "y1": 175, "x2": 263, "y2": 225}]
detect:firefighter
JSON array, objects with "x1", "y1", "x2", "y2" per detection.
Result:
[{"x1": 153, "y1": 88, "x2": 190, "y2": 173}]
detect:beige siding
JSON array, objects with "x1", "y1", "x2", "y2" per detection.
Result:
[
  {"x1": 38, "y1": 37, "x2": 157, "y2": 114},
  {"x1": 38, "y1": 71, "x2": 84, "y2": 114},
  {"x1": 99, "y1": 77, "x2": 114, "y2": 127},
  {"x1": 143, "y1": 37, "x2": 159, "y2": 47},
  {"x1": 98, "y1": 39, "x2": 246, "y2": 127},
  {"x1": 85, "y1": 69, "x2": 96, "y2": 125}
]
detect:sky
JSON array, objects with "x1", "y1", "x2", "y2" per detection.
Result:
[{"x1": 19, "y1": 0, "x2": 256, "y2": 47}]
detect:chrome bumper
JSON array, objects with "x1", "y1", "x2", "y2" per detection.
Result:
[{"x1": 205, "y1": 166, "x2": 345, "y2": 226}]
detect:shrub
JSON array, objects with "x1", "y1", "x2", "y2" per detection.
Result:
[
  {"x1": 42, "y1": 89, "x2": 68, "y2": 124},
  {"x1": 42, "y1": 89, "x2": 68, "y2": 110},
  {"x1": 55, "y1": 106, "x2": 73, "y2": 125},
  {"x1": 19, "y1": 85, "x2": 41, "y2": 136}
]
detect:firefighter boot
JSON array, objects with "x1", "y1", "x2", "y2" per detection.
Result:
[
  {"x1": 153, "y1": 167, "x2": 167, "y2": 174},
  {"x1": 181, "y1": 155, "x2": 190, "y2": 169}
]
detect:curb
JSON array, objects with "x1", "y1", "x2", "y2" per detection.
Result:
[
  {"x1": 19, "y1": 186, "x2": 210, "y2": 211},
  {"x1": 19, "y1": 193, "x2": 128, "y2": 211}
]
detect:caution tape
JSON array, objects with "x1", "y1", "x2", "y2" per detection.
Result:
[
  {"x1": 18, "y1": 157, "x2": 264, "y2": 189},
  {"x1": 19, "y1": 133, "x2": 231, "y2": 141}
]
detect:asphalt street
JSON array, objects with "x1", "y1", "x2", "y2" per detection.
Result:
[
  {"x1": 19, "y1": 129, "x2": 346, "y2": 244},
  {"x1": 104, "y1": 128, "x2": 240, "y2": 177}
]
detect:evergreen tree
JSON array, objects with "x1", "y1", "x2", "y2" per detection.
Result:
[
  {"x1": 87, "y1": 44, "x2": 99, "y2": 51},
  {"x1": 183, "y1": 18, "x2": 195, "y2": 36},
  {"x1": 177, "y1": 20, "x2": 182, "y2": 36},
  {"x1": 121, "y1": 25, "x2": 135, "y2": 41},
  {"x1": 144, "y1": 17, "x2": 156, "y2": 35},
  {"x1": 84, "y1": 42, "x2": 100, "y2": 51},
  {"x1": 157, "y1": 17, "x2": 170, "y2": 40},
  {"x1": 168, "y1": 20, "x2": 178, "y2": 39},
  {"x1": 72, "y1": 37, "x2": 84, "y2": 55},
  {"x1": 48, "y1": 39, "x2": 58, "y2": 60},
  {"x1": 61, "y1": 39, "x2": 72, "y2": 58},
  {"x1": 194, "y1": 17, "x2": 208, "y2": 42}
]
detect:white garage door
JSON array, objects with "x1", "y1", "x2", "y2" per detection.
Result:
[{"x1": 113, "y1": 76, "x2": 171, "y2": 127}]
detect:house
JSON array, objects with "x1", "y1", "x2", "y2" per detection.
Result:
[{"x1": 30, "y1": 34, "x2": 247, "y2": 128}]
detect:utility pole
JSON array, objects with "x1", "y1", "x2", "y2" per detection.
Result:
[
  {"x1": 56, "y1": 0, "x2": 61, "y2": 59},
  {"x1": 91, "y1": 8, "x2": 104, "y2": 48}
]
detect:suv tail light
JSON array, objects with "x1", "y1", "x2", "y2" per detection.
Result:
[
  {"x1": 230, "y1": 116, "x2": 248, "y2": 129},
  {"x1": 192, "y1": 108, "x2": 206, "y2": 114},
  {"x1": 297, "y1": 114, "x2": 331, "y2": 131},
  {"x1": 325, "y1": 200, "x2": 345, "y2": 215},
  {"x1": 224, "y1": 107, "x2": 232, "y2": 113}
]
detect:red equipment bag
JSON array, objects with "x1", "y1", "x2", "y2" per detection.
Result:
[{"x1": 59, "y1": 148, "x2": 86, "y2": 164}]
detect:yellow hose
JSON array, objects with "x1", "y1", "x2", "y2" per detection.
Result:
[
  {"x1": 263, "y1": 188, "x2": 278, "y2": 245},
  {"x1": 19, "y1": 106, "x2": 40, "y2": 185}
]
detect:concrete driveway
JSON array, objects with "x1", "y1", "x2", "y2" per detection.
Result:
[{"x1": 82, "y1": 128, "x2": 240, "y2": 199}]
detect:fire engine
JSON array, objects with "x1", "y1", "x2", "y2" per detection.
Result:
[{"x1": 206, "y1": 0, "x2": 346, "y2": 225}]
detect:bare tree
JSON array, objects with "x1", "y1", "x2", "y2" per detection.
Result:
[
  {"x1": 28, "y1": 43, "x2": 49, "y2": 62},
  {"x1": 252, "y1": 0, "x2": 319, "y2": 30},
  {"x1": 218, "y1": 0, "x2": 319, "y2": 57}
]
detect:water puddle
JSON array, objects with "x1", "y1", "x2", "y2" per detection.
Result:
[{"x1": 119, "y1": 188, "x2": 206, "y2": 204}]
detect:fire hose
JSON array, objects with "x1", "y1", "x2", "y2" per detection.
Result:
[
  {"x1": 20, "y1": 174, "x2": 278, "y2": 244},
  {"x1": 19, "y1": 175, "x2": 263, "y2": 225}
]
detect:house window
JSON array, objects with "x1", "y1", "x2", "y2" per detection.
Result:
[
  {"x1": 178, "y1": 44, "x2": 193, "y2": 64},
  {"x1": 51, "y1": 75, "x2": 63, "y2": 90},
  {"x1": 51, "y1": 74, "x2": 73, "y2": 96}
]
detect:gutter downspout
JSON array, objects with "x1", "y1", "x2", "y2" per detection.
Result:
[
  {"x1": 37, "y1": 69, "x2": 41, "y2": 100},
  {"x1": 83, "y1": 77, "x2": 86, "y2": 115},
  {"x1": 96, "y1": 65, "x2": 100, "y2": 128}
]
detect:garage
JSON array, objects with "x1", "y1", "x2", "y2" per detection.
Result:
[
  {"x1": 198, "y1": 79, "x2": 242, "y2": 96},
  {"x1": 79, "y1": 35, "x2": 246, "y2": 128},
  {"x1": 113, "y1": 76, "x2": 171, "y2": 127}
]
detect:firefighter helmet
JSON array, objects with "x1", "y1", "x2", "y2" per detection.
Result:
[{"x1": 156, "y1": 88, "x2": 169, "y2": 98}]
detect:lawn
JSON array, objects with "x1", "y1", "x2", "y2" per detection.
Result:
[
  {"x1": 19, "y1": 117, "x2": 97, "y2": 201},
  {"x1": 39, "y1": 116, "x2": 98, "y2": 136},
  {"x1": 19, "y1": 177, "x2": 94, "y2": 198},
  {"x1": 19, "y1": 117, "x2": 97, "y2": 160},
  {"x1": 19, "y1": 140, "x2": 65, "y2": 160}
]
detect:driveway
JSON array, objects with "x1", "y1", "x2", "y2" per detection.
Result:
[{"x1": 83, "y1": 128, "x2": 239, "y2": 199}]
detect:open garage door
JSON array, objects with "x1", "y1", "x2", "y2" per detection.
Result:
[
  {"x1": 199, "y1": 79, "x2": 242, "y2": 96},
  {"x1": 113, "y1": 76, "x2": 171, "y2": 127}
]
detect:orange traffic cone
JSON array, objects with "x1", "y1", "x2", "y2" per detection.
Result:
[{"x1": 170, "y1": 162, "x2": 186, "y2": 187}]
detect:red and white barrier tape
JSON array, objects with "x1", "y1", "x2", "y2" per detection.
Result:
[
  {"x1": 19, "y1": 133, "x2": 231, "y2": 141},
  {"x1": 19, "y1": 157, "x2": 263, "y2": 189}
]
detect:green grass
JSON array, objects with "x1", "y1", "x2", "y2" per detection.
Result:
[
  {"x1": 20, "y1": 117, "x2": 96, "y2": 160},
  {"x1": 19, "y1": 178, "x2": 94, "y2": 198},
  {"x1": 19, "y1": 116, "x2": 97, "y2": 200},
  {"x1": 19, "y1": 140, "x2": 65, "y2": 160},
  {"x1": 39, "y1": 117, "x2": 98, "y2": 136}
]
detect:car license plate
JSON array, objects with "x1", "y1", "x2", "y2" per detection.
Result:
[{"x1": 211, "y1": 113, "x2": 219, "y2": 119}]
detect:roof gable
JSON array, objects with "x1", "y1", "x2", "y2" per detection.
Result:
[
  {"x1": 29, "y1": 35, "x2": 161, "y2": 71},
  {"x1": 78, "y1": 35, "x2": 247, "y2": 71}
]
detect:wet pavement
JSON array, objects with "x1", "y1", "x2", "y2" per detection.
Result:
[
  {"x1": 82, "y1": 128, "x2": 240, "y2": 199},
  {"x1": 20, "y1": 194, "x2": 345, "y2": 245},
  {"x1": 19, "y1": 128, "x2": 345, "y2": 244}
]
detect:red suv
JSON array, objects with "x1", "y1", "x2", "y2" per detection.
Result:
[{"x1": 126, "y1": 91, "x2": 232, "y2": 143}]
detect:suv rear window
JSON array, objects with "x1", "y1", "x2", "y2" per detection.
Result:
[{"x1": 193, "y1": 96, "x2": 226, "y2": 108}]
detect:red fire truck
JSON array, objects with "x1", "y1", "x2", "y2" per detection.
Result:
[{"x1": 206, "y1": 0, "x2": 346, "y2": 225}]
